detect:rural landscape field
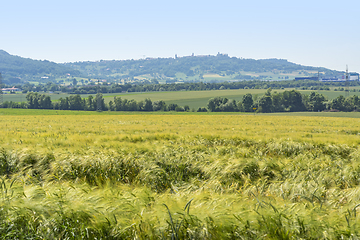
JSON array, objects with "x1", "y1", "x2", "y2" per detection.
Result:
[
  {"x1": 0, "y1": 109, "x2": 360, "y2": 238},
  {"x1": 2, "y1": 0, "x2": 360, "y2": 238},
  {"x1": 4, "y1": 87, "x2": 360, "y2": 110}
]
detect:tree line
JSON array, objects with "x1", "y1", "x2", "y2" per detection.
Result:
[
  {"x1": 207, "y1": 89, "x2": 360, "y2": 113},
  {"x1": 1, "y1": 92, "x2": 190, "y2": 112},
  {"x1": 10, "y1": 79, "x2": 360, "y2": 96},
  {"x1": 2, "y1": 90, "x2": 360, "y2": 113}
]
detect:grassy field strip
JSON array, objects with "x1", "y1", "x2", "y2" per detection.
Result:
[
  {"x1": 2, "y1": 108, "x2": 360, "y2": 118},
  {"x1": 4, "y1": 88, "x2": 360, "y2": 109}
]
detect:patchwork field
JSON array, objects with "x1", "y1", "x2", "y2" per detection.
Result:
[
  {"x1": 1, "y1": 109, "x2": 360, "y2": 238},
  {"x1": 4, "y1": 88, "x2": 360, "y2": 110}
]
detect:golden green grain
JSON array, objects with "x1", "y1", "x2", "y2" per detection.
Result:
[{"x1": 1, "y1": 113, "x2": 360, "y2": 238}]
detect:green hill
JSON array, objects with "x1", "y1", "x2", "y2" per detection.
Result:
[
  {"x1": 0, "y1": 50, "x2": 81, "y2": 84},
  {"x1": 64, "y1": 53, "x2": 341, "y2": 83},
  {"x1": 0, "y1": 50, "x2": 343, "y2": 84}
]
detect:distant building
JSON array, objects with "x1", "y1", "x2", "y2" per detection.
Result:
[
  {"x1": 295, "y1": 73, "x2": 359, "y2": 82},
  {"x1": 1, "y1": 87, "x2": 21, "y2": 93},
  {"x1": 295, "y1": 77, "x2": 319, "y2": 81},
  {"x1": 320, "y1": 73, "x2": 359, "y2": 82},
  {"x1": 350, "y1": 73, "x2": 360, "y2": 81}
]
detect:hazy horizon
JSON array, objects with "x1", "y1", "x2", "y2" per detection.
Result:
[
  {"x1": 2, "y1": 0, "x2": 359, "y2": 73},
  {"x1": 0, "y1": 49, "x2": 351, "y2": 75}
]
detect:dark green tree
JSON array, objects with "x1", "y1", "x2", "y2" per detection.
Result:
[
  {"x1": 68, "y1": 95, "x2": 84, "y2": 110},
  {"x1": 207, "y1": 97, "x2": 228, "y2": 112},
  {"x1": 26, "y1": 92, "x2": 40, "y2": 109},
  {"x1": 347, "y1": 95, "x2": 360, "y2": 111},
  {"x1": 127, "y1": 99, "x2": 139, "y2": 111},
  {"x1": 59, "y1": 97, "x2": 69, "y2": 110},
  {"x1": 95, "y1": 93, "x2": 106, "y2": 111},
  {"x1": 272, "y1": 92, "x2": 284, "y2": 112},
  {"x1": 219, "y1": 100, "x2": 237, "y2": 112},
  {"x1": 153, "y1": 100, "x2": 167, "y2": 111},
  {"x1": 39, "y1": 95, "x2": 52, "y2": 109},
  {"x1": 108, "y1": 100, "x2": 115, "y2": 111},
  {"x1": 330, "y1": 95, "x2": 343, "y2": 111},
  {"x1": 242, "y1": 93, "x2": 253, "y2": 112},
  {"x1": 282, "y1": 90, "x2": 305, "y2": 112},
  {"x1": 309, "y1": 92, "x2": 326, "y2": 112},
  {"x1": 85, "y1": 95, "x2": 95, "y2": 111},
  {"x1": 258, "y1": 95, "x2": 273, "y2": 113},
  {"x1": 144, "y1": 98, "x2": 153, "y2": 111},
  {"x1": 168, "y1": 103, "x2": 179, "y2": 111},
  {"x1": 113, "y1": 96, "x2": 123, "y2": 111}
]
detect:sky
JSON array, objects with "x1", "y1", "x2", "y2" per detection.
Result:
[{"x1": 1, "y1": 0, "x2": 360, "y2": 73}]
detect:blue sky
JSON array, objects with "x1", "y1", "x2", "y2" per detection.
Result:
[{"x1": 1, "y1": 0, "x2": 359, "y2": 72}]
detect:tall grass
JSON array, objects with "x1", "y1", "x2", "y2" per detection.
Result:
[{"x1": 1, "y1": 114, "x2": 360, "y2": 238}]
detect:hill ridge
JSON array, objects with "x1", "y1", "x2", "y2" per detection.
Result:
[
  {"x1": 0, "y1": 50, "x2": 81, "y2": 83},
  {"x1": 0, "y1": 50, "x2": 342, "y2": 84}
]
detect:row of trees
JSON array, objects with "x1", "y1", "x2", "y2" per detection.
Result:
[
  {"x1": 2, "y1": 90, "x2": 360, "y2": 113},
  {"x1": 2, "y1": 93, "x2": 190, "y2": 112},
  {"x1": 328, "y1": 95, "x2": 360, "y2": 112},
  {"x1": 13, "y1": 79, "x2": 360, "y2": 96},
  {"x1": 54, "y1": 95, "x2": 190, "y2": 112},
  {"x1": 207, "y1": 89, "x2": 360, "y2": 113}
]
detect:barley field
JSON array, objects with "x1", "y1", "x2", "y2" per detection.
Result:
[{"x1": 1, "y1": 109, "x2": 360, "y2": 238}]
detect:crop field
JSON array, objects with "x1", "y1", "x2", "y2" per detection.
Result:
[{"x1": 1, "y1": 109, "x2": 360, "y2": 238}]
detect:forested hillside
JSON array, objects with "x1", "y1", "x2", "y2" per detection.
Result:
[
  {"x1": 0, "y1": 50, "x2": 343, "y2": 84},
  {"x1": 0, "y1": 50, "x2": 81, "y2": 83},
  {"x1": 64, "y1": 53, "x2": 340, "y2": 81}
]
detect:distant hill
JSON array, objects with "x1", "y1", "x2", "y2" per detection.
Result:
[
  {"x1": 0, "y1": 50, "x2": 343, "y2": 84},
  {"x1": 0, "y1": 50, "x2": 81, "y2": 84},
  {"x1": 64, "y1": 53, "x2": 341, "y2": 82}
]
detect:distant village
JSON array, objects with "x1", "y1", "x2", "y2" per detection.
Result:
[
  {"x1": 295, "y1": 72, "x2": 360, "y2": 82},
  {"x1": 1, "y1": 86, "x2": 22, "y2": 93}
]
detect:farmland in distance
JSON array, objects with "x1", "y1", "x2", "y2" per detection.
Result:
[{"x1": 4, "y1": 88, "x2": 360, "y2": 110}]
